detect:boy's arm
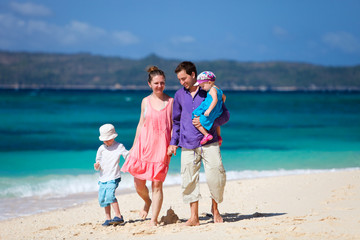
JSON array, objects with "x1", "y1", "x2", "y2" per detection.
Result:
[
  {"x1": 122, "y1": 145, "x2": 130, "y2": 160},
  {"x1": 94, "y1": 162, "x2": 100, "y2": 171},
  {"x1": 94, "y1": 149, "x2": 101, "y2": 171},
  {"x1": 222, "y1": 93, "x2": 226, "y2": 103},
  {"x1": 204, "y1": 87, "x2": 218, "y2": 116}
]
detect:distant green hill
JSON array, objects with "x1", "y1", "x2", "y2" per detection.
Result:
[{"x1": 0, "y1": 51, "x2": 359, "y2": 91}]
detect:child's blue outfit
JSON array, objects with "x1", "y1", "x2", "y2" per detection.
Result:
[
  {"x1": 192, "y1": 86, "x2": 224, "y2": 131},
  {"x1": 98, "y1": 178, "x2": 121, "y2": 208},
  {"x1": 95, "y1": 141, "x2": 129, "y2": 208}
]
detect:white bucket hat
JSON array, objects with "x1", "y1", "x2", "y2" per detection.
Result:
[{"x1": 99, "y1": 124, "x2": 118, "y2": 141}]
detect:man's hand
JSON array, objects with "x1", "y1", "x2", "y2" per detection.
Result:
[
  {"x1": 167, "y1": 145, "x2": 178, "y2": 156},
  {"x1": 192, "y1": 117, "x2": 201, "y2": 128}
]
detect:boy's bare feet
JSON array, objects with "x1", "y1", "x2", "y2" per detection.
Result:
[{"x1": 140, "y1": 199, "x2": 152, "y2": 219}]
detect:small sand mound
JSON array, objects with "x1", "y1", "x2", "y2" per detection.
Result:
[{"x1": 160, "y1": 208, "x2": 179, "y2": 225}]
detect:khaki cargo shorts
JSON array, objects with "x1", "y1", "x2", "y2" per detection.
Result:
[{"x1": 181, "y1": 142, "x2": 226, "y2": 204}]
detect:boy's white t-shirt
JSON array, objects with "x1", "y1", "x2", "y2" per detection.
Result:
[{"x1": 95, "y1": 141, "x2": 129, "y2": 182}]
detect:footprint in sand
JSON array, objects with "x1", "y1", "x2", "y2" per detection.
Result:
[
  {"x1": 132, "y1": 229, "x2": 156, "y2": 235},
  {"x1": 320, "y1": 216, "x2": 338, "y2": 221},
  {"x1": 39, "y1": 226, "x2": 58, "y2": 231}
]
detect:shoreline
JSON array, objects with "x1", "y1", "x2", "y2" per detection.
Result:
[
  {"x1": 1, "y1": 169, "x2": 359, "y2": 239},
  {"x1": 1, "y1": 167, "x2": 359, "y2": 222},
  {"x1": 1, "y1": 85, "x2": 360, "y2": 92}
]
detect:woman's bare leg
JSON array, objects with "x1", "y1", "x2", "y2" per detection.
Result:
[
  {"x1": 150, "y1": 181, "x2": 163, "y2": 226},
  {"x1": 134, "y1": 177, "x2": 152, "y2": 219}
]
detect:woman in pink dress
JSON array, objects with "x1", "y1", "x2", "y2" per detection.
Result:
[{"x1": 121, "y1": 66, "x2": 173, "y2": 226}]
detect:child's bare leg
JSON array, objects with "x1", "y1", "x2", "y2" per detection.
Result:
[
  {"x1": 216, "y1": 126, "x2": 221, "y2": 137},
  {"x1": 216, "y1": 126, "x2": 223, "y2": 146},
  {"x1": 197, "y1": 125, "x2": 209, "y2": 136},
  {"x1": 111, "y1": 201, "x2": 121, "y2": 218},
  {"x1": 104, "y1": 205, "x2": 111, "y2": 220},
  {"x1": 194, "y1": 116, "x2": 213, "y2": 144},
  {"x1": 134, "y1": 177, "x2": 152, "y2": 219}
]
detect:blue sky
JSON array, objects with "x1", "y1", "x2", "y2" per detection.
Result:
[{"x1": 0, "y1": 0, "x2": 359, "y2": 66}]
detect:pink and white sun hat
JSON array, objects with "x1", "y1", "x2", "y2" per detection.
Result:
[
  {"x1": 194, "y1": 71, "x2": 216, "y2": 86},
  {"x1": 99, "y1": 124, "x2": 118, "y2": 141}
]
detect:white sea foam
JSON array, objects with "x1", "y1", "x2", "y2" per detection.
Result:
[
  {"x1": 1, "y1": 168, "x2": 359, "y2": 200},
  {"x1": 0, "y1": 167, "x2": 359, "y2": 221}
]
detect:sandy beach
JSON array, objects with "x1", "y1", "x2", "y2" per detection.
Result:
[{"x1": 1, "y1": 169, "x2": 359, "y2": 240}]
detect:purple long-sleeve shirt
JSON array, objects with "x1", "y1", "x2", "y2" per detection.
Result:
[{"x1": 170, "y1": 87, "x2": 230, "y2": 149}]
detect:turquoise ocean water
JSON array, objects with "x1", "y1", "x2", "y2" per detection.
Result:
[{"x1": 1, "y1": 89, "x2": 360, "y2": 220}]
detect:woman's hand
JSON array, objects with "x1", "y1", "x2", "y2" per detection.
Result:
[{"x1": 167, "y1": 145, "x2": 178, "y2": 156}]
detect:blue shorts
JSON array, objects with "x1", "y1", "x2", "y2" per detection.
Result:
[{"x1": 98, "y1": 178, "x2": 121, "y2": 208}]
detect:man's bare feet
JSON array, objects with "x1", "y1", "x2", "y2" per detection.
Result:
[
  {"x1": 184, "y1": 218, "x2": 200, "y2": 226},
  {"x1": 211, "y1": 200, "x2": 224, "y2": 223},
  {"x1": 212, "y1": 211, "x2": 223, "y2": 223},
  {"x1": 140, "y1": 199, "x2": 152, "y2": 219}
]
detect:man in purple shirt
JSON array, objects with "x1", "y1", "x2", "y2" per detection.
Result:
[{"x1": 168, "y1": 61, "x2": 230, "y2": 226}]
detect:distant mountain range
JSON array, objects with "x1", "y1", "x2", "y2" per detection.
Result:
[{"x1": 0, "y1": 50, "x2": 359, "y2": 91}]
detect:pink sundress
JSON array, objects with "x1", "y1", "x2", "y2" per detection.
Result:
[{"x1": 121, "y1": 96, "x2": 173, "y2": 182}]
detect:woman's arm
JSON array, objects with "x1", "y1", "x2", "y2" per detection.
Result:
[{"x1": 130, "y1": 97, "x2": 146, "y2": 150}]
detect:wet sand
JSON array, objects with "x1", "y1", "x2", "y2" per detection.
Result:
[{"x1": 1, "y1": 170, "x2": 359, "y2": 240}]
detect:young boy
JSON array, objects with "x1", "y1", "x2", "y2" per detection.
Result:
[{"x1": 94, "y1": 123, "x2": 129, "y2": 226}]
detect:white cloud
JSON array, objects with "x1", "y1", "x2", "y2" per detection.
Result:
[
  {"x1": 256, "y1": 44, "x2": 271, "y2": 54},
  {"x1": 272, "y1": 26, "x2": 289, "y2": 40},
  {"x1": 66, "y1": 21, "x2": 106, "y2": 36},
  {"x1": 60, "y1": 21, "x2": 107, "y2": 44},
  {"x1": 9, "y1": 2, "x2": 52, "y2": 17},
  {"x1": 113, "y1": 31, "x2": 139, "y2": 45},
  {"x1": 171, "y1": 36, "x2": 196, "y2": 44},
  {"x1": 322, "y1": 32, "x2": 360, "y2": 53},
  {"x1": 26, "y1": 20, "x2": 52, "y2": 34},
  {"x1": 0, "y1": 13, "x2": 24, "y2": 32},
  {"x1": 0, "y1": 13, "x2": 139, "y2": 48}
]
